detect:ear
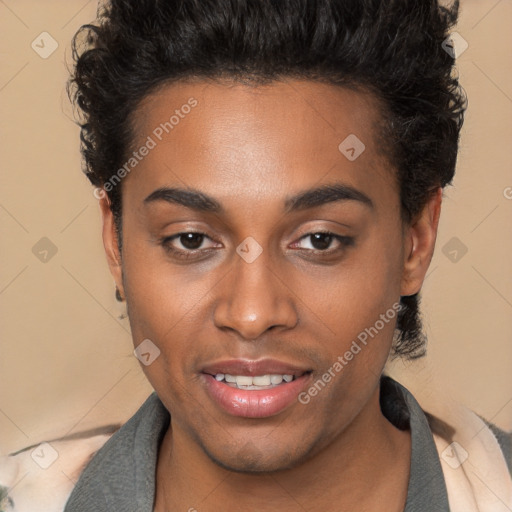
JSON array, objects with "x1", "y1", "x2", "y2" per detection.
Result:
[
  {"x1": 401, "y1": 188, "x2": 442, "y2": 297},
  {"x1": 98, "y1": 194, "x2": 125, "y2": 300}
]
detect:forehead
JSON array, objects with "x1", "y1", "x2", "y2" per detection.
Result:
[{"x1": 124, "y1": 79, "x2": 396, "y2": 211}]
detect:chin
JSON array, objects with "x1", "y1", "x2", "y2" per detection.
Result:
[{"x1": 199, "y1": 437, "x2": 316, "y2": 474}]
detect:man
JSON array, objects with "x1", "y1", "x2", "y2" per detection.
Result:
[{"x1": 2, "y1": 0, "x2": 511, "y2": 510}]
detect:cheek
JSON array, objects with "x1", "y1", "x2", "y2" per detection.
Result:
[
  {"x1": 295, "y1": 284, "x2": 400, "y2": 433},
  {"x1": 308, "y1": 228, "x2": 402, "y2": 324},
  {"x1": 299, "y1": 225, "x2": 403, "y2": 391},
  {"x1": 120, "y1": 243, "x2": 210, "y2": 392},
  {"x1": 121, "y1": 235, "x2": 205, "y2": 330}
]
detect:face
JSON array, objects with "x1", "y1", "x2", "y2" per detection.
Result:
[{"x1": 100, "y1": 79, "x2": 439, "y2": 472}]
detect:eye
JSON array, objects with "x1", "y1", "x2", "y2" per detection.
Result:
[
  {"x1": 161, "y1": 232, "x2": 220, "y2": 259},
  {"x1": 291, "y1": 232, "x2": 354, "y2": 252}
]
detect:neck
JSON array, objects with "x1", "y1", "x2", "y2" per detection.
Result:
[{"x1": 155, "y1": 386, "x2": 411, "y2": 512}]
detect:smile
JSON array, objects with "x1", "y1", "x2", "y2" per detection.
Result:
[
  {"x1": 201, "y1": 360, "x2": 312, "y2": 418},
  {"x1": 213, "y1": 373, "x2": 296, "y2": 389}
]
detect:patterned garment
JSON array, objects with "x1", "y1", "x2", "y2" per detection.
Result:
[{"x1": 0, "y1": 425, "x2": 120, "y2": 512}]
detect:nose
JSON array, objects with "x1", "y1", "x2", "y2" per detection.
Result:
[{"x1": 213, "y1": 251, "x2": 298, "y2": 340}]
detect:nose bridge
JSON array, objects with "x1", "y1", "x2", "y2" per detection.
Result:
[{"x1": 213, "y1": 245, "x2": 297, "y2": 339}]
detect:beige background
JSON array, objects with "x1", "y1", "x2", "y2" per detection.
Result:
[{"x1": 0, "y1": 0, "x2": 511, "y2": 456}]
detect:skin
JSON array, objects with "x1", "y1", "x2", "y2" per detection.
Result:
[{"x1": 99, "y1": 79, "x2": 442, "y2": 511}]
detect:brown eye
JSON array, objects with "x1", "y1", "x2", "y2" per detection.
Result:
[
  {"x1": 291, "y1": 231, "x2": 355, "y2": 257},
  {"x1": 296, "y1": 232, "x2": 340, "y2": 251},
  {"x1": 178, "y1": 233, "x2": 205, "y2": 250},
  {"x1": 309, "y1": 233, "x2": 333, "y2": 250},
  {"x1": 160, "y1": 231, "x2": 221, "y2": 260}
]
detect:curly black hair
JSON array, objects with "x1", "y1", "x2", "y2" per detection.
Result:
[{"x1": 69, "y1": 0, "x2": 467, "y2": 359}]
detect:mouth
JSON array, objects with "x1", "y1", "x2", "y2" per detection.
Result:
[
  {"x1": 209, "y1": 372, "x2": 300, "y2": 389},
  {"x1": 201, "y1": 359, "x2": 312, "y2": 418}
]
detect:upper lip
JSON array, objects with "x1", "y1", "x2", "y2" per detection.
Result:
[{"x1": 201, "y1": 358, "x2": 311, "y2": 377}]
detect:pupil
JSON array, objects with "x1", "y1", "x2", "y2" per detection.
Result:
[
  {"x1": 311, "y1": 233, "x2": 332, "y2": 250},
  {"x1": 181, "y1": 233, "x2": 204, "y2": 249}
]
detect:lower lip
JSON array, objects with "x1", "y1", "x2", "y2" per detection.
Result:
[{"x1": 202, "y1": 374, "x2": 311, "y2": 418}]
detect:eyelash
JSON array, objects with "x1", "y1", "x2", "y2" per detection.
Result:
[
  {"x1": 160, "y1": 231, "x2": 354, "y2": 261},
  {"x1": 160, "y1": 232, "x2": 219, "y2": 260}
]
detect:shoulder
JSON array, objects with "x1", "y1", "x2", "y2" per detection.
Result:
[
  {"x1": 484, "y1": 420, "x2": 512, "y2": 475},
  {"x1": 408, "y1": 381, "x2": 512, "y2": 511},
  {"x1": 382, "y1": 376, "x2": 512, "y2": 510},
  {"x1": 63, "y1": 392, "x2": 168, "y2": 512},
  {"x1": 0, "y1": 393, "x2": 166, "y2": 512},
  {"x1": 382, "y1": 375, "x2": 512, "y2": 476},
  {"x1": 0, "y1": 425, "x2": 119, "y2": 512}
]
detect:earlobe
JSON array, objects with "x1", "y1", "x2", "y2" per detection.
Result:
[
  {"x1": 98, "y1": 195, "x2": 125, "y2": 297},
  {"x1": 400, "y1": 188, "x2": 442, "y2": 297}
]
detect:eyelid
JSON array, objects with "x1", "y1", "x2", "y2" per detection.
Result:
[
  {"x1": 290, "y1": 231, "x2": 354, "y2": 250},
  {"x1": 157, "y1": 230, "x2": 223, "y2": 261},
  {"x1": 163, "y1": 231, "x2": 220, "y2": 248},
  {"x1": 287, "y1": 220, "x2": 353, "y2": 243}
]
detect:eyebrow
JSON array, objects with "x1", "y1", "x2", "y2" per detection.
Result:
[
  {"x1": 284, "y1": 183, "x2": 373, "y2": 212},
  {"x1": 144, "y1": 187, "x2": 223, "y2": 212},
  {"x1": 143, "y1": 183, "x2": 373, "y2": 213}
]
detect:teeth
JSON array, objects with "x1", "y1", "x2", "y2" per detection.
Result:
[
  {"x1": 252, "y1": 375, "x2": 271, "y2": 386},
  {"x1": 216, "y1": 373, "x2": 296, "y2": 387},
  {"x1": 270, "y1": 374, "x2": 283, "y2": 385},
  {"x1": 235, "y1": 376, "x2": 253, "y2": 386}
]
